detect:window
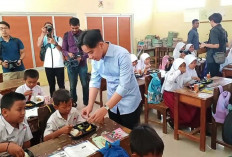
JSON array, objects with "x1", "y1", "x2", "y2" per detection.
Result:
[
  {"x1": 156, "y1": 0, "x2": 205, "y2": 12},
  {"x1": 221, "y1": 0, "x2": 232, "y2": 6}
]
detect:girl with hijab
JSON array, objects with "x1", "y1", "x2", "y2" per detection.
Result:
[
  {"x1": 140, "y1": 53, "x2": 151, "y2": 75},
  {"x1": 162, "y1": 58, "x2": 200, "y2": 128},
  {"x1": 173, "y1": 42, "x2": 185, "y2": 60},
  {"x1": 131, "y1": 54, "x2": 141, "y2": 74},
  {"x1": 185, "y1": 44, "x2": 197, "y2": 56},
  {"x1": 184, "y1": 54, "x2": 200, "y2": 82}
]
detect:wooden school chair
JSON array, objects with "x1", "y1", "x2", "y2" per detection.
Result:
[
  {"x1": 144, "y1": 74, "x2": 169, "y2": 134},
  {"x1": 94, "y1": 78, "x2": 107, "y2": 107},
  {"x1": 211, "y1": 83, "x2": 232, "y2": 149}
]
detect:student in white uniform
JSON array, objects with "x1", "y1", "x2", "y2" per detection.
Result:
[
  {"x1": 0, "y1": 92, "x2": 33, "y2": 157},
  {"x1": 44, "y1": 89, "x2": 83, "y2": 141},
  {"x1": 131, "y1": 54, "x2": 141, "y2": 74},
  {"x1": 173, "y1": 42, "x2": 185, "y2": 60},
  {"x1": 185, "y1": 44, "x2": 197, "y2": 57},
  {"x1": 140, "y1": 53, "x2": 151, "y2": 75},
  {"x1": 15, "y1": 69, "x2": 44, "y2": 102},
  {"x1": 162, "y1": 58, "x2": 200, "y2": 128},
  {"x1": 184, "y1": 54, "x2": 200, "y2": 82}
]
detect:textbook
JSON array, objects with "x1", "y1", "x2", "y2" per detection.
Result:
[
  {"x1": 49, "y1": 140, "x2": 99, "y2": 157},
  {"x1": 102, "y1": 128, "x2": 128, "y2": 143}
]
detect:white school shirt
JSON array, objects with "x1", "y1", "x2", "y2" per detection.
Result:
[
  {"x1": 44, "y1": 107, "x2": 83, "y2": 137},
  {"x1": 15, "y1": 84, "x2": 44, "y2": 101},
  {"x1": 0, "y1": 116, "x2": 33, "y2": 146},
  {"x1": 133, "y1": 60, "x2": 141, "y2": 72}
]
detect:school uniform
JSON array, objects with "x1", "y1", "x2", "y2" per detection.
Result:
[
  {"x1": 173, "y1": 42, "x2": 185, "y2": 60},
  {"x1": 139, "y1": 53, "x2": 150, "y2": 73},
  {"x1": 130, "y1": 54, "x2": 141, "y2": 73},
  {"x1": 184, "y1": 54, "x2": 198, "y2": 82},
  {"x1": 44, "y1": 107, "x2": 83, "y2": 137},
  {"x1": 15, "y1": 84, "x2": 44, "y2": 101},
  {"x1": 162, "y1": 58, "x2": 200, "y2": 127},
  {"x1": 185, "y1": 44, "x2": 197, "y2": 57},
  {"x1": 0, "y1": 116, "x2": 33, "y2": 147}
]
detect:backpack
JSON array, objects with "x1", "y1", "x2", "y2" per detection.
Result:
[
  {"x1": 98, "y1": 140, "x2": 129, "y2": 157},
  {"x1": 222, "y1": 104, "x2": 232, "y2": 145},
  {"x1": 40, "y1": 36, "x2": 59, "y2": 61},
  {"x1": 213, "y1": 85, "x2": 231, "y2": 123},
  {"x1": 147, "y1": 73, "x2": 162, "y2": 104}
]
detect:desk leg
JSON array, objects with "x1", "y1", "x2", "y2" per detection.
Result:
[
  {"x1": 174, "y1": 93, "x2": 179, "y2": 140},
  {"x1": 200, "y1": 100, "x2": 206, "y2": 152}
]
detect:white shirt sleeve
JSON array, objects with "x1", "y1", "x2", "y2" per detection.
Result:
[
  {"x1": 43, "y1": 115, "x2": 56, "y2": 137},
  {"x1": 15, "y1": 85, "x2": 25, "y2": 95}
]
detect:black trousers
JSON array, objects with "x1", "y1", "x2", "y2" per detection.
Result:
[
  {"x1": 108, "y1": 105, "x2": 141, "y2": 130},
  {"x1": 207, "y1": 62, "x2": 220, "y2": 77},
  {"x1": 45, "y1": 67, "x2": 65, "y2": 97}
]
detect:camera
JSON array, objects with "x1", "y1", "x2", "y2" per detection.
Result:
[
  {"x1": 46, "y1": 25, "x2": 53, "y2": 38},
  {"x1": 8, "y1": 60, "x2": 18, "y2": 71}
]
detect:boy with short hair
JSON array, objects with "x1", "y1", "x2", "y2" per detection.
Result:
[
  {"x1": 130, "y1": 124, "x2": 164, "y2": 157},
  {"x1": 44, "y1": 89, "x2": 83, "y2": 141},
  {"x1": 16, "y1": 69, "x2": 44, "y2": 101},
  {"x1": 0, "y1": 92, "x2": 33, "y2": 157}
]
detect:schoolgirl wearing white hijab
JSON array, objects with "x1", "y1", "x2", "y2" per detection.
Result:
[
  {"x1": 139, "y1": 53, "x2": 151, "y2": 75},
  {"x1": 131, "y1": 54, "x2": 141, "y2": 74},
  {"x1": 185, "y1": 44, "x2": 197, "y2": 57},
  {"x1": 173, "y1": 42, "x2": 185, "y2": 60},
  {"x1": 184, "y1": 54, "x2": 200, "y2": 82},
  {"x1": 162, "y1": 58, "x2": 200, "y2": 128}
]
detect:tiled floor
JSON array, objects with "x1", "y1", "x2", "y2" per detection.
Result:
[{"x1": 41, "y1": 81, "x2": 232, "y2": 157}]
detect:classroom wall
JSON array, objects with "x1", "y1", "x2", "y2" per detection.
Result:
[
  {"x1": 152, "y1": 0, "x2": 232, "y2": 43},
  {"x1": 0, "y1": 0, "x2": 154, "y2": 53}
]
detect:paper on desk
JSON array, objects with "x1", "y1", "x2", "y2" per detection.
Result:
[
  {"x1": 64, "y1": 140, "x2": 98, "y2": 157},
  {"x1": 92, "y1": 136, "x2": 106, "y2": 149},
  {"x1": 49, "y1": 151, "x2": 69, "y2": 157},
  {"x1": 26, "y1": 107, "x2": 38, "y2": 119}
]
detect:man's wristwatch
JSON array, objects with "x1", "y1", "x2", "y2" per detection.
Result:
[{"x1": 103, "y1": 104, "x2": 110, "y2": 111}]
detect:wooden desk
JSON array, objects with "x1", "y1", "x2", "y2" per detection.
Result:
[
  {"x1": 174, "y1": 77, "x2": 232, "y2": 152},
  {"x1": 28, "y1": 118, "x2": 131, "y2": 157},
  {"x1": 222, "y1": 64, "x2": 232, "y2": 78},
  {"x1": 0, "y1": 78, "x2": 24, "y2": 95}
]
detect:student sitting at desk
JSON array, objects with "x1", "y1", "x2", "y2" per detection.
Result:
[
  {"x1": 130, "y1": 124, "x2": 164, "y2": 157},
  {"x1": 140, "y1": 53, "x2": 151, "y2": 75},
  {"x1": 131, "y1": 54, "x2": 141, "y2": 74},
  {"x1": 185, "y1": 44, "x2": 197, "y2": 57},
  {"x1": 44, "y1": 89, "x2": 83, "y2": 141},
  {"x1": 173, "y1": 42, "x2": 185, "y2": 60},
  {"x1": 15, "y1": 69, "x2": 44, "y2": 102},
  {"x1": 0, "y1": 92, "x2": 33, "y2": 157},
  {"x1": 184, "y1": 54, "x2": 200, "y2": 82},
  {"x1": 162, "y1": 58, "x2": 200, "y2": 128}
]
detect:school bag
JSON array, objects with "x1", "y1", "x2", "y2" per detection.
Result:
[
  {"x1": 147, "y1": 73, "x2": 162, "y2": 104},
  {"x1": 212, "y1": 85, "x2": 231, "y2": 123},
  {"x1": 222, "y1": 104, "x2": 232, "y2": 145},
  {"x1": 98, "y1": 140, "x2": 129, "y2": 157}
]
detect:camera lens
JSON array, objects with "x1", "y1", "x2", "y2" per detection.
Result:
[{"x1": 46, "y1": 26, "x2": 53, "y2": 33}]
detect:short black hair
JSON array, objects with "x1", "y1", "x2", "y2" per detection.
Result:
[
  {"x1": 52, "y1": 89, "x2": 71, "y2": 106},
  {"x1": 0, "y1": 21, "x2": 10, "y2": 28},
  {"x1": 130, "y1": 124, "x2": 164, "y2": 156},
  {"x1": 1, "y1": 92, "x2": 25, "y2": 110},
  {"x1": 69, "y1": 17, "x2": 80, "y2": 26},
  {"x1": 24, "y1": 69, "x2": 39, "y2": 80},
  {"x1": 77, "y1": 29, "x2": 103, "y2": 50},
  {"x1": 44, "y1": 22, "x2": 53, "y2": 27},
  {"x1": 192, "y1": 19, "x2": 199, "y2": 24},
  {"x1": 208, "y1": 13, "x2": 222, "y2": 23}
]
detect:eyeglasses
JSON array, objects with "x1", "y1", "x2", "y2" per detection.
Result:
[{"x1": 0, "y1": 27, "x2": 9, "y2": 31}]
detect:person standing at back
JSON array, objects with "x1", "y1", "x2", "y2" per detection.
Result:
[
  {"x1": 200, "y1": 13, "x2": 228, "y2": 77},
  {"x1": 62, "y1": 17, "x2": 89, "y2": 107},
  {"x1": 187, "y1": 19, "x2": 200, "y2": 51},
  {"x1": 0, "y1": 21, "x2": 25, "y2": 81}
]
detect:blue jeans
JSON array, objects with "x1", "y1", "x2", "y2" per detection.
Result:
[{"x1": 67, "y1": 65, "x2": 89, "y2": 105}]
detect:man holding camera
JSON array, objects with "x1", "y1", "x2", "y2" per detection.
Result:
[
  {"x1": 37, "y1": 22, "x2": 65, "y2": 97},
  {"x1": 0, "y1": 21, "x2": 25, "y2": 81},
  {"x1": 62, "y1": 17, "x2": 89, "y2": 107}
]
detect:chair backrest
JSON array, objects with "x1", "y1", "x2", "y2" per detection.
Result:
[
  {"x1": 38, "y1": 104, "x2": 56, "y2": 141},
  {"x1": 213, "y1": 83, "x2": 232, "y2": 114}
]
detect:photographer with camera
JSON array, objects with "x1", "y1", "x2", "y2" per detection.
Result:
[
  {"x1": 62, "y1": 17, "x2": 89, "y2": 107},
  {"x1": 0, "y1": 21, "x2": 25, "y2": 81},
  {"x1": 37, "y1": 22, "x2": 65, "y2": 97}
]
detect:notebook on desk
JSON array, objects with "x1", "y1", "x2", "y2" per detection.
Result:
[{"x1": 49, "y1": 140, "x2": 99, "y2": 157}]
